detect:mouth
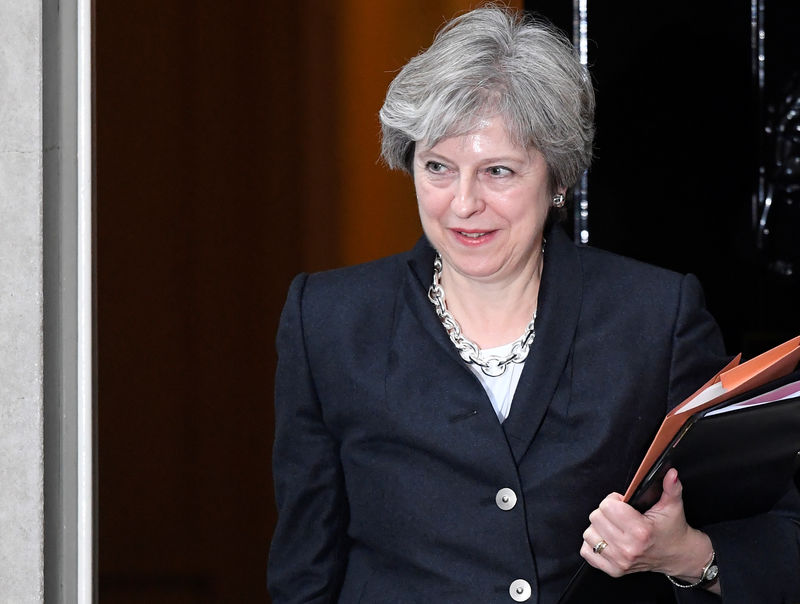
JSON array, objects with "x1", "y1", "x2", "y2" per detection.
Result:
[{"x1": 451, "y1": 229, "x2": 495, "y2": 244}]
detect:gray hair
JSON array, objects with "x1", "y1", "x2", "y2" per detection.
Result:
[{"x1": 379, "y1": 5, "x2": 595, "y2": 191}]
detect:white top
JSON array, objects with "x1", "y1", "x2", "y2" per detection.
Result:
[{"x1": 468, "y1": 342, "x2": 525, "y2": 423}]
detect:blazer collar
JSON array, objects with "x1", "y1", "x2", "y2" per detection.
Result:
[{"x1": 402, "y1": 227, "x2": 583, "y2": 461}]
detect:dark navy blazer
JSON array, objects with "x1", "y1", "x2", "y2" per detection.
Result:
[{"x1": 268, "y1": 226, "x2": 800, "y2": 603}]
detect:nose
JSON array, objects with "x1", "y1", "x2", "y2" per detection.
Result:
[{"x1": 450, "y1": 173, "x2": 484, "y2": 218}]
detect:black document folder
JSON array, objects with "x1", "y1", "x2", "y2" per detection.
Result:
[
  {"x1": 558, "y1": 363, "x2": 800, "y2": 604},
  {"x1": 629, "y1": 372, "x2": 800, "y2": 526}
]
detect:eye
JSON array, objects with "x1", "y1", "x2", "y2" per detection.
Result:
[
  {"x1": 486, "y1": 166, "x2": 512, "y2": 177},
  {"x1": 425, "y1": 161, "x2": 448, "y2": 174}
]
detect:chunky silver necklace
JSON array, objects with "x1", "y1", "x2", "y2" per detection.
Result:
[{"x1": 427, "y1": 253, "x2": 537, "y2": 378}]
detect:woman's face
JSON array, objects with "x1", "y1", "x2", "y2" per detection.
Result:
[{"x1": 414, "y1": 116, "x2": 560, "y2": 285}]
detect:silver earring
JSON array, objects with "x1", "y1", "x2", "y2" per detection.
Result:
[{"x1": 552, "y1": 193, "x2": 565, "y2": 208}]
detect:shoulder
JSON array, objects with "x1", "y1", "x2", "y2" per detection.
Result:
[
  {"x1": 282, "y1": 241, "x2": 428, "y2": 335},
  {"x1": 552, "y1": 233, "x2": 725, "y2": 407},
  {"x1": 547, "y1": 228, "x2": 716, "y2": 348},
  {"x1": 547, "y1": 225, "x2": 685, "y2": 294},
  {"x1": 298, "y1": 248, "x2": 412, "y2": 312},
  {"x1": 575, "y1": 243, "x2": 685, "y2": 292},
  {"x1": 306, "y1": 250, "x2": 410, "y2": 296},
  {"x1": 558, "y1": 237, "x2": 696, "y2": 317},
  {"x1": 277, "y1": 244, "x2": 431, "y2": 366}
]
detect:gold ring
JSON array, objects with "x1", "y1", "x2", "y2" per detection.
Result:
[{"x1": 592, "y1": 539, "x2": 608, "y2": 555}]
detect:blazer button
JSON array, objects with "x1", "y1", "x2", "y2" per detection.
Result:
[
  {"x1": 509, "y1": 578, "x2": 531, "y2": 601},
  {"x1": 495, "y1": 488, "x2": 517, "y2": 511}
]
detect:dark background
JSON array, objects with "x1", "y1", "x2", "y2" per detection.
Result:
[
  {"x1": 536, "y1": 0, "x2": 800, "y2": 355},
  {"x1": 95, "y1": 1, "x2": 799, "y2": 601}
]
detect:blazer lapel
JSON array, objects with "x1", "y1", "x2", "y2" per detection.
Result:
[
  {"x1": 502, "y1": 227, "x2": 583, "y2": 462},
  {"x1": 402, "y1": 236, "x2": 477, "y2": 373},
  {"x1": 399, "y1": 237, "x2": 504, "y2": 423}
]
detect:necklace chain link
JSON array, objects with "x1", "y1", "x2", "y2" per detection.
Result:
[{"x1": 427, "y1": 253, "x2": 537, "y2": 378}]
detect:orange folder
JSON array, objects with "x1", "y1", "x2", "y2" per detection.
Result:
[
  {"x1": 558, "y1": 334, "x2": 800, "y2": 604},
  {"x1": 623, "y1": 334, "x2": 800, "y2": 503}
]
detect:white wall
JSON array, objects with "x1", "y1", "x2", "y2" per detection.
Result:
[
  {"x1": 0, "y1": 0, "x2": 45, "y2": 599},
  {"x1": 1, "y1": 0, "x2": 90, "y2": 601}
]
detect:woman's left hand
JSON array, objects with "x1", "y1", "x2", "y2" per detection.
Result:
[{"x1": 580, "y1": 468, "x2": 714, "y2": 581}]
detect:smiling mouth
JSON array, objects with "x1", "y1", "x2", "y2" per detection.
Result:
[{"x1": 456, "y1": 230, "x2": 490, "y2": 238}]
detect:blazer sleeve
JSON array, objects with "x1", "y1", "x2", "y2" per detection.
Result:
[
  {"x1": 268, "y1": 274, "x2": 349, "y2": 603},
  {"x1": 668, "y1": 275, "x2": 800, "y2": 604},
  {"x1": 665, "y1": 274, "x2": 729, "y2": 411}
]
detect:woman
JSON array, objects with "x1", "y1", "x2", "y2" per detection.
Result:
[{"x1": 268, "y1": 6, "x2": 800, "y2": 603}]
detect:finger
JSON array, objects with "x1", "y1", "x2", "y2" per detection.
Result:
[
  {"x1": 591, "y1": 502, "x2": 659, "y2": 569},
  {"x1": 581, "y1": 526, "x2": 607, "y2": 552},
  {"x1": 582, "y1": 525, "x2": 648, "y2": 576},
  {"x1": 587, "y1": 507, "x2": 626, "y2": 546},
  {"x1": 582, "y1": 525, "x2": 623, "y2": 567},
  {"x1": 646, "y1": 468, "x2": 687, "y2": 519},
  {"x1": 659, "y1": 468, "x2": 683, "y2": 504},
  {"x1": 595, "y1": 496, "x2": 647, "y2": 538},
  {"x1": 580, "y1": 539, "x2": 623, "y2": 577}
]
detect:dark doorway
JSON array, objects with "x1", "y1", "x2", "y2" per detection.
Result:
[{"x1": 527, "y1": 0, "x2": 800, "y2": 355}]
